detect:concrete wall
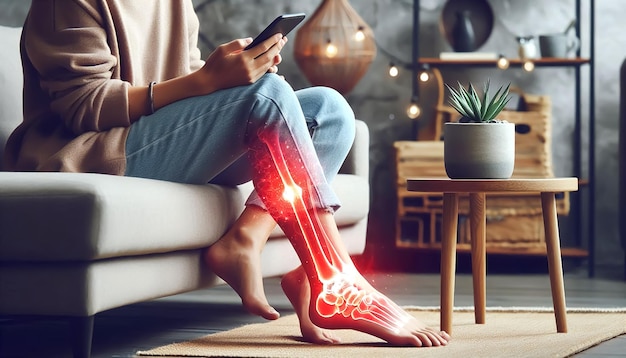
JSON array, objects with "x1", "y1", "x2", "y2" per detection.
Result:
[{"x1": 1, "y1": 0, "x2": 623, "y2": 273}]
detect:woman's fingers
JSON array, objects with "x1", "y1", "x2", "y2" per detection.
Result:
[
  {"x1": 222, "y1": 38, "x2": 253, "y2": 54},
  {"x1": 248, "y1": 36, "x2": 286, "y2": 79},
  {"x1": 273, "y1": 53, "x2": 283, "y2": 66},
  {"x1": 246, "y1": 33, "x2": 283, "y2": 59},
  {"x1": 197, "y1": 34, "x2": 287, "y2": 92}
]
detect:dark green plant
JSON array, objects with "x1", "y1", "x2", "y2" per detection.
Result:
[{"x1": 445, "y1": 80, "x2": 511, "y2": 123}]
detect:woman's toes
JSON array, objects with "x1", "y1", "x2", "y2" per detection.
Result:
[
  {"x1": 416, "y1": 332, "x2": 433, "y2": 347},
  {"x1": 261, "y1": 306, "x2": 280, "y2": 320}
]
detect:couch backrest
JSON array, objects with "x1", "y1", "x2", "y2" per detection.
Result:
[{"x1": 0, "y1": 26, "x2": 24, "y2": 171}]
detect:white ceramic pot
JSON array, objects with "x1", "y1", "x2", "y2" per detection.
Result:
[{"x1": 443, "y1": 122, "x2": 515, "y2": 179}]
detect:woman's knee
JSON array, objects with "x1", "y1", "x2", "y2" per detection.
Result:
[
  {"x1": 245, "y1": 74, "x2": 302, "y2": 124},
  {"x1": 251, "y1": 73, "x2": 297, "y2": 103},
  {"x1": 248, "y1": 77, "x2": 355, "y2": 144},
  {"x1": 301, "y1": 87, "x2": 355, "y2": 140},
  {"x1": 299, "y1": 86, "x2": 352, "y2": 115},
  {"x1": 327, "y1": 88, "x2": 356, "y2": 138},
  {"x1": 298, "y1": 86, "x2": 354, "y2": 122},
  {"x1": 317, "y1": 86, "x2": 354, "y2": 118}
]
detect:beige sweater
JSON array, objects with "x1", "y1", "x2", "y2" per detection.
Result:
[{"x1": 4, "y1": 0, "x2": 204, "y2": 174}]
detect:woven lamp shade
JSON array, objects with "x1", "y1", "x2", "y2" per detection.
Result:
[{"x1": 294, "y1": 0, "x2": 376, "y2": 94}]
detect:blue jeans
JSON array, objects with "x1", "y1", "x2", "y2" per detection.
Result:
[{"x1": 124, "y1": 74, "x2": 356, "y2": 211}]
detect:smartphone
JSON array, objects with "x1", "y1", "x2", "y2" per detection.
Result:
[{"x1": 244, "y1": 13, "x2": 306, "y2": 50}]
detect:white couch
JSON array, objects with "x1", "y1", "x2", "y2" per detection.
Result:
[{"x1": 0, "y1": 26, "x2": 370, "y2": 358}]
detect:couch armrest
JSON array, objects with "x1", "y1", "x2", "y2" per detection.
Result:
[{"x1": 339, "y1": 119, "x2": 369, "y2": 179}]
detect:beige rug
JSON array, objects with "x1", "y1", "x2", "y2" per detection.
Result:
[{"x1": 137, "y1": 307, "x2": 626, "y2": 358}]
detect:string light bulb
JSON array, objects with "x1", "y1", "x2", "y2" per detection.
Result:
[
  {"x1": 354, "y1": 26, "x2": 365, "y2": 42},
  {"x1": 523, "y1": 60, "x2": 535, "y2": 72},
  {"x1": 388, "y1": 62, "x2": 399, "y2": 77},
  {"x1": 406, "y1": 100, "x2": 421, "y2": 119},
  {"x1": 418, "y1": 63, "x2": 431, "y2": 82},
  {"x1": 497, "y1": 55, "x2": 510, "y2": 70},
  {"x1": 325, "y1": 39, "x2": 338, "y2": 58}
]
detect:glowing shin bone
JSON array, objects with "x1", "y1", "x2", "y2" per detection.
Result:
[{"x1": 251, "y1": 128, "x2": 412, "y2": 334}]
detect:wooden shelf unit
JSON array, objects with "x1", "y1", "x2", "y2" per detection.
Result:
[
  {"x1": 400, "y1": 1, "x2": 595, "y2": 266},
  {"x1": 419, "y1": 57, "x2": 590, "y2": 67}
]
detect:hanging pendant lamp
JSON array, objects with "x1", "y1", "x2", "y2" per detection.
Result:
[{"x1": 294, "y1": 0, "x2": 377, "y2": 95}]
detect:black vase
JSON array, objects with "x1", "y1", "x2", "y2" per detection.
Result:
[{"x1": 451, "y1": 10, "x2": 475, "y2": 52}]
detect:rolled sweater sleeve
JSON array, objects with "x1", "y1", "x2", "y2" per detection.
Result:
[
  {"x1": 186, "y1": 0, "x2": 205, "y2": 72},
  {"x1": 24, "y1": 0, "x2": 131, "y2": 135}
]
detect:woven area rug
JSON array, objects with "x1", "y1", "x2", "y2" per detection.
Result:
[{"x1": 137, "y1": 307, "x2": 626, "y2": 358}]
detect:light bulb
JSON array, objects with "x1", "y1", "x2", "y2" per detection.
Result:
[
  {"x1": 419, "y1": 71, "x2": 430, "y2": 82},
  {"x1": 388, "y1": 63, "x2": 399, "y2": 77},
  {"x1": 406, "y1": 102, "x2": 421, "y2": 119},
  {"x1": 497, "y1": 56, "x2": 510, "y2": 70},
  {"x1": 325, "y1": 40, "x2": 338, "y2": 58},
  {"x1": 355, "y1": 26, "x2": 365, "y2": 42},
  {"x1": 523, "y1": 60, "x2": 535, "y2": 72}
]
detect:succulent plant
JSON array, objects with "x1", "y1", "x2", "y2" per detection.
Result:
[{"x1": 445, "y1": 80, "x2": 511, "y2": 123}]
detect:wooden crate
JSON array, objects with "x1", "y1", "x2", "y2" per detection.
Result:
[
  {"x1": 459, "y1": 212, "x2": 544, "y2": 247},
  {"x1": 394, "y1": 141, "x2": 444, "y2": 247},
  {"x1": 394, "y1": 100, "x2": 571, "y2": 251},
  {"x1": 499, "y1": 109, "x2": 553, "y2": 179}
]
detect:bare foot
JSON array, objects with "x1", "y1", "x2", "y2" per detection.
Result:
[
  {"x1": 281, "y1": 267, "x2": 341, "y2": 344},
  {"x1": 204, "y1": 209, "x2": 279, "y2": 320},
  {"x1": 309, "y1": 272, "x2": 450, "y2": 347}
]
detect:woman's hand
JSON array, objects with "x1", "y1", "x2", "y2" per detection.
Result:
[
  {"x1": 268, "y1": 53, "x2": 282, "y2": 75},
  {"x1": 128, "y1": 34, "x2": 286, "y2": 122},
  {"x1": 193, "y1": 34, "x2": 286, "y2": 95}
]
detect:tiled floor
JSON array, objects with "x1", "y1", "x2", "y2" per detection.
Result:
[{"x1": 0, "y1": 268, "x2": 624, "y2": 357}]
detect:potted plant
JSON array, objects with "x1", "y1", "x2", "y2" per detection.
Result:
[{"x1": 443, "y1": 80, "x2": 514, "y2": 179}]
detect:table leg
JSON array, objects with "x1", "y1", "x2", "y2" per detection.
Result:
[
  {"x1": 441, "y1": 192, "x2": 459, "y2": 335},
  {"x1": 470, "y1": 192, "x2": 486, "y2": 324},
  {"x1": 540, "y1": 192, "x2": 568, "y2": 333}
]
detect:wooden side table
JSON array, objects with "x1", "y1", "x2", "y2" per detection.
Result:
[{"x1": 406, "y1": 178, "x2": 578, "y2": 334}]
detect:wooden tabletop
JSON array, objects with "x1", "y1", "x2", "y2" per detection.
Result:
[{"x1": 406, "y1": 177, "x2": 579, "y2": 193}]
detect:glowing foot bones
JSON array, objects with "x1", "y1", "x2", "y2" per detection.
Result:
[{"x1": 249, "y1": 126, "x2": 414, "y2": 338}]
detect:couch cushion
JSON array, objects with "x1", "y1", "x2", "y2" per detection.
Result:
[
  {"x1": 0, "y1": 172, "x2": 243, "y2": 261},
  {"x1": 0, "y1": 172, "x2": 368, "y2": 262},
  {"x1": 0, "y1": 26, "x2": 23, "y2": 171}
]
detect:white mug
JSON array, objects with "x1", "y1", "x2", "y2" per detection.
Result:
[{"x1": 517, "y1": 36, "x2": 539, "y2": 59}]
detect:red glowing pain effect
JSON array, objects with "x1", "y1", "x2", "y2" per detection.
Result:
[{"x1": 254, "y1": 128, "x2": 413, "y2": 334}]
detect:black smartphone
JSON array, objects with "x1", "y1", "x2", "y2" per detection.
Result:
[{"x1": 244, "y1": 13, "x2": 306, "y2": 50}]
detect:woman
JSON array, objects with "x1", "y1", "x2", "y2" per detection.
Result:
[{"x1": 5, "y1": 0, "x2": 449, "y2": 347}]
